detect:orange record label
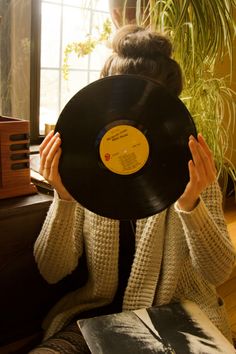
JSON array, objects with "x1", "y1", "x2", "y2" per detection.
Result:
[{"x1": 99, "y1": 125, "x2": 149, "y2": 175}]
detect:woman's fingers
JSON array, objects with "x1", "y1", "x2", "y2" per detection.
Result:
[
  {"x1": 51, "y1": 146, "x2": 62, "y2": 171},
  {"x1": 44, "y1": 135, "x2": 61, "y2": 168},
  {"x1": 39, "y1": 132, "x2": 61, "y2": 176},
  {"x1": 46, "y1": 148, "x2": 62, "y2": 184},
  {"x1": 190, "y1": 137, "x2": 208, "y2": 178},
  {"x1": 47, "y1": 147, "x2": 74, "y2": 201},
  {"x1": 39, "y1": 130, "x2": 54, "y2": 153},
  {"x1": 188, "y1": 137, "x2": 206, "y2": 181},
  {"x1": 197, "y1": 133, "x2": 217, "y2": 175},
  {"x1": 178, "y1": 134, "x2": 216, "y2": 211},
  {"x1": 41, "y1": 140, "x2": 61, "y2": 181},
  {"x1": 188, "y1": 159, "x2": 198, "y2": 185},
  {"x1": 38, "y1": 132, "x2": 73, "y2": 201},
  {"x1": 189, "y1": 134, "x2": 216, "y2": 183}
]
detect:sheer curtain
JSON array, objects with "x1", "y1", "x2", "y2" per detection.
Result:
[
  {"x1": 0, "y1": 0, "x2": 31, "y2": 121},
  {"x1": 0, "y1": 14, "x2": 2, "y2": 114}
]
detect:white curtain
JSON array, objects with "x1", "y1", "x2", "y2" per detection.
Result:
[{"x1": 0, "y1": 0, "x2": 31, "y2": 121}]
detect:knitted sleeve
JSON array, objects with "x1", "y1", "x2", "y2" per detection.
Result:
[
  {"x1": 34, "y1": 192, "x2": 84, "y2": 284},
  {"x1": 175, "y1": 181, "x2": 236, "y2": 286}
]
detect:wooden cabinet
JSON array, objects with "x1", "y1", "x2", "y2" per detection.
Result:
[
  {"x1": 0, "y1": 192, "x2": 52, "y2": 267},
  {"x1": 0, "y1": 193, "x2": 53, "y2": 345},
  {"x1": 0, "y1": 192, "x2": 83, "y2": 348}
]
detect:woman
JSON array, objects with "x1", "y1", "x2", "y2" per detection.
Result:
[{"x1": 30, "y1": 25, "x2": 235, "y2": 353}]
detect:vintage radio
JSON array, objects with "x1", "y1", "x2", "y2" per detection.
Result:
[{"x1": 0, "y1": 115, "x2": 37, "y2": 199}]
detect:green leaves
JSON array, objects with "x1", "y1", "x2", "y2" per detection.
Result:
[
  {"x1": 62, "y1": 18, "x2": 112, "y2": 80},
  {"x1": 134, "y1": 0, "x2": 236, "y2": 189},
  {"x1": 139, "y1": 0, "x2": 235, "y2": 74}
]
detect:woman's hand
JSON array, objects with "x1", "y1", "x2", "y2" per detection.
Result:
[
  {"x1": 177, "y1": 133, "x2": 217, "y2": 212},
  {"x1": 39, "y1": 131, "x2": 74, "y2": 201}
]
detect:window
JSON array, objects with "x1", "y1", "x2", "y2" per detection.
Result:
[
  {"x1": 39, "y1": 0, "x2": 112, "y2": 136},
  {"x1": 0, "y1": 0, "x2": 112, "y2": 143}
]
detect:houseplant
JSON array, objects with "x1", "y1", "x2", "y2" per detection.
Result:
[
  {"x1": 63, "y1": 0, "x2": 236, "y2": 200},
  {"x1": 110, "y1": 0, "x2": 236, "y2": 200}
]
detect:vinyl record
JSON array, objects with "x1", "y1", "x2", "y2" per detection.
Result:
[{"x1": 55, "y1": 74, "x2": 197, "y2": 220}]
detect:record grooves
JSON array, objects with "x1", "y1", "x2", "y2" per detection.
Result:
[{"x1": 55, "y1": 75, "x2": 197, "y2": 220}]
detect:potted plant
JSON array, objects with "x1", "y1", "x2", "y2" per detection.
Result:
[
  {"x1": 112, "y1": 0, "x2": 236, "y2": 201},
  {"x1": 63, "y1": 0, "x2": 236, "y2": 201}
]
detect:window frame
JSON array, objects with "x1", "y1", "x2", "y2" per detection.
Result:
[
  {"x1": 30, "y1": 0, "x2": 112, "y2": 144},
  {"x1": 30, "y1": 0, "x2": 42, "y2": 144}
]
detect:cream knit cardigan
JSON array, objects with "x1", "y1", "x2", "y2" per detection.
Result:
[{"x1": 34, "y1": 181, "x2": 236, "y2": 341}]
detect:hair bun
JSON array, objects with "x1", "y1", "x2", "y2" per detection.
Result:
[{"x1": 112, "y1": 25, "x2": 172, "y2": 60}]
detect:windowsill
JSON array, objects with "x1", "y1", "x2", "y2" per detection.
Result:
[{"x1": 30, "y1": 144, "x2": 40, "y2": 154}]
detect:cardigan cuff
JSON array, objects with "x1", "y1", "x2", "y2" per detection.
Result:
[
  {"x1": 174, "y1": 197, "x2": 210, "y2": 231},
  {"x1": 49, "y1": 190, "x2": 84, "y2": 220}
]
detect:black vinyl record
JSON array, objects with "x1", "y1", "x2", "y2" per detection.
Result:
[{"x1": 55, "y1": 74, "x2": 197, "y2": 220}]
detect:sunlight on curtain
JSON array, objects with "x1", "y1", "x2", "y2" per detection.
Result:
[{"x1": 0, "y1": 0, "x2": 31, "y2": 121}]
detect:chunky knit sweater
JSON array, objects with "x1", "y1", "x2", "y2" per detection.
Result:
[{"x1": 34, "y1": 181, "x2": 236, "y2": 341}]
